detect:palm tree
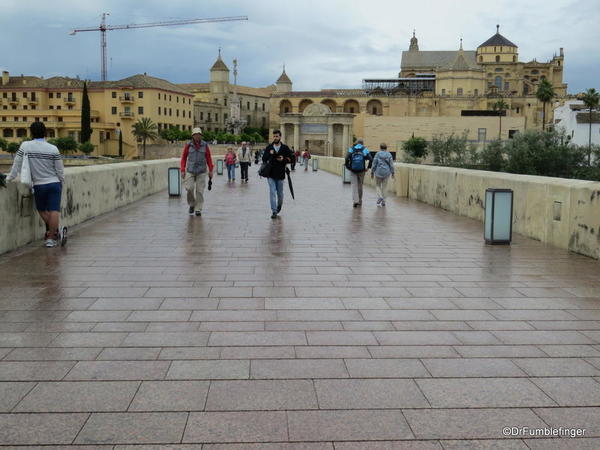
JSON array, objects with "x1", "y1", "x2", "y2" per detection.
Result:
[
  {"x1": 492, "y1": 99, "x2": 509, "y2": 140},
  {"x1": 580, "y1": 88, "x2": 600, "y2": 166},
  {"x1": 132, "y1": 117, "x2": 158, "y2": 160},
  {"x1": 535, "y1": 79, "x2": 555, "y2": 131}
]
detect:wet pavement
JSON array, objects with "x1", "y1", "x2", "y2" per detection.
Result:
[{"x1": 1, "y1": 164, "x2": 600, "y2": 448}]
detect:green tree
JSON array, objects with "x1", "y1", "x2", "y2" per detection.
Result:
[
  {"x1": 403, "y1": 136, "x2": 428, "y2": 161},
  {"x1": 429, "y1": 131, "x2": 470, "y2": 166},
  {"x1": 132, "y1": 117, "x2": 158, "y2": 160},
  {"x1": 6, "y1": 142, "x2": 19, "y2": 154},
  {"x1": 79, "y1": 141, "x2": 95, "y2": 156},
  {"x1": 580, "y1": 88, "x2": 600, "y2": 166},
  {"x1": 118, "y1": 129, "x2": 123, "y2": 157},
  {"x1": 492, "y1": 99, "x2": 509, "y2": 140},
  {"x1": 0, "y1": 137, "x2": 8, "y2": 152},
  {"x1": 535, "y1": 79, "x2": 555, "y2": 131},
  {"x1": 48, "y1": 137, "x2": 78, "y2": 154},
  {"x1": 80, "y1": 81, "x2": 92, "y2": 143},
  {"x1": 479, "y1": 140, "x2": 505, "y2": 171}
]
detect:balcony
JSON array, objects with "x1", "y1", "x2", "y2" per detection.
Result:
[
  {"x1": 119, "y1": 96, "x2": 134, "y2": 104},
  {"x1": 8, "y1": 98, "x2": 19, "y2": 106},
  {"x1": 64, "y1": 97, "x2": 76, "y2": 105},
  {"x1": 119, "y1": 111, "x2": 135, "y2": 119}
]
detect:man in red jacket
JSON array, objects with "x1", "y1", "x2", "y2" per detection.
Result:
[{"x1": 180, "y1": 128, "x2": 214, "y2": 217}]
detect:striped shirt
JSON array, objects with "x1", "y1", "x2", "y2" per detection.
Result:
[{"x1": 8, "y1": 139, "x2": 65, "y2": 186}]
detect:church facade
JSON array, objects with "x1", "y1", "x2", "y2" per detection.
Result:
[{"x1": 269, "y1": 26, "x2": 568, "y2": 156}]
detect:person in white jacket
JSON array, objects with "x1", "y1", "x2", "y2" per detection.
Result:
[
  {"x1": 237, "y1": 141, "x2": 253, "y2": 183},
  {"x1": 6, "y1": 121, "x2": 67, "y2": 247}
]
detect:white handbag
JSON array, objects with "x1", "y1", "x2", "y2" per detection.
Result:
[{"x1": 20, "y1": 151, "x2": 33, "y2": 189}]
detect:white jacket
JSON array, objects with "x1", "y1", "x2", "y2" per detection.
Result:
[{"x1": 237, "y1": 146, "x2": 253, "y2": 163}]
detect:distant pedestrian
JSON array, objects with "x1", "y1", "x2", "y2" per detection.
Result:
[
  {"x1": 237, "y1": 141, "x2": 252, "y2": 183},
  {"x1": 224, "y1": 147, "x2": 237, "y2": 182},
  {"x1": 345, "y1": 139, "x2": 373, "y2": 208},
  {"x1": 6, "y1": 121, "x2": 67, "y2": 247},
  {"x1": 262, "y1": 129, "x2": 293, "y2": 219},
  {"x1": 371, "y1": 143, "x2": 395, "y2": 206},
  {"x1": 180, "y1": 128, "x2": 214, "y2": 217},
  {"x1": 293, "y1": 149, "x2": 301, "y2": 171},
  {"x1": 302, "y1": 149, "x2": 311, "y2": 171}
]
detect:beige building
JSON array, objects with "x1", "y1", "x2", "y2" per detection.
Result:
[
  {"x1": 0, "y1": 71, "x2": 193, "y2": 158},
  {"x1": 270, "y1": 26, "x2": 568, "y2": 156},
  {"x1": 179, "y1": 52, "x2": 274, "y2": 133}
]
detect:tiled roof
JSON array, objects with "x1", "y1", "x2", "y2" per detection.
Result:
[
  {"x1": 277, "y1": 70, "x2": 292, "y2": 83},
  {"x1": 441, "y1": 51, "x2": 481, "y2": 71},
  {"x1": 210, "y1": 56, "x2": 229, "y2": 71},
  {"x1": 401, "y1": 50, "x2": 478, "y2": 70},
  {"x1": 479, "y1": 32, "x2": 517, "y2": 48}
]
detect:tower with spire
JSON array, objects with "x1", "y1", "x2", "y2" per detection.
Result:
[
  {"x1": 209, "y1": 49, "x2": 230, "y2": 105},
  {"x1": 275, "y1": 65, "x2": 292, "y2": 93},
  {"x1": 409, "y1": 30, "x2": 419, "y2": 52}
]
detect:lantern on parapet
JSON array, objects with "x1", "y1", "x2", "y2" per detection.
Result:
[
  {"x1": 217, "y1": 159, "x2": 224, "y2": 175},
  {"x1": 167, "y1": 167, "x2": 181, "y2": 197},
  {"x1": 342, "y1": 165, "x2": 352, "y2": 184},
  {"x1": 484, "y1": 188, "x2": 513, "y2": 244}
]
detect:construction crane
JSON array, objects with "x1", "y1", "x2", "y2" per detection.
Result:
[{"x1": 70, "y1": 13, "x2": 248, "y2": 81}]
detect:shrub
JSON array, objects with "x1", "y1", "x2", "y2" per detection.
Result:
[
  {"x1": 48, "y1": 137, "x2": 78, "y2": 154},
  {"x1": 7, "y1": 142, "x2": 19, "y2": 154},
  {"x1": 403, "y1": 136, "x2": 428, "y2": 160},
  {"x1": 0, "y1": 138, "x2": 8, "y2": 151},
  {"x1": 479, "y1": 140, "x2": 505, "y2": 172},
  {"x1": 79, "y1": 141, "x2": 95, "y2": 155}
]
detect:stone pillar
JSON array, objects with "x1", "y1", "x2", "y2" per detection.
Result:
[
  {"x1": 327, "y1": 124, "x2": 334, "y2": 156},
  {"x1": 293, "y1": 123, "x2": 300, "y2": 152},
  {"x1": 280, "y1": 123, "x2": 286, "y2": 143},
  {"x1": 342, "y1": 124, "x2": 349, "y2": 154}
]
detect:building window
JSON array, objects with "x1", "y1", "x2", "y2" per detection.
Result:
[
  {"x1": 177, "y1": 96, "x2": 179, "y2": 103},
  {"x1": 31, "y1": 105, "x2": 36, "y2": 110},
  {"x1": 479, "y1": 55, "x2": 483, "y2": 62},
  {"x1": 138, "y1": 91, "x2": 143, "y2": 98},
  {"x1": 441, "y1": 89, "x2": 446, "y2": 96},
  {"x1": 349, "y1": 107, "x2": 355, "y2": 113},
  {"x1": 158, "y1": 93, "x2": 161, "y2": 100},
  {"x1": 478, "y1": 128, "x2": 487, "y2": 142},
  {"x1": 262, "y1": 103, "x2": 265, "y2": 111},
  {"x1": 188, "y1": 111, "x2": 191, "y2": 118},
  {"x1": 457, "y1": 88, "x2": 463, "y2": 96},
  {"x1": 474, "y1": 89, "x2": 479, "y2": 96},
  {"x1": 504, "y1": 82, "x2": 510, "y2": 91},
  {"x1": 284, "y1": 107, "x2": 290, "y2": 113},
  {"x1": 23, "y1": 105, "x2": 28, "y2": 110},
  {"x1": 516, "y1": 107, "x2": 520, "y2": 114},
  {"x1": 247, "y1": 115, "x2": 251, "y2": 124},
  {"x1": 224, "y1": 113, "x2": 228, "y2": 121},
  {"x1": 57, "y1": 105, "x2": 61, "y2": 110},
  {"x1": 513, "y1": 55, "x2": 516, "y2": 62},
  {"x1": 112, "y1": 92, "x2": 117, "y2": 98},
  {"x1": 111, "y1": 106, "x2": 117, "y2": 114},
  {"x1": 22, "y1": 92, "x2": 27, "y2": 98},
  {"x1": 158, "y1": 107, "x2": 161, "y2": 115},
  {"x1": 43, "y1": 117, "x2": 47, "y2": 121},
  {"x1": 207, "y1": 113, "x2": 211, "y2": 121},
  {"x1": 49, "y1": 93, "x2": 53, "y2": 98},
  {"x1": 169, "y1": 108, "x2": 172, "y2": 116},
  {"x1": 138, "y1": 106, "x2": 144, "y2": 114},
  {"x1": 247, "y1": 101, "x2": 250, "y2": 109},
  {"x1": 176, "y1": 109, "x2": 179, "y2": 117},
  {"x1": 224, "y1": 98, "x2": 227, "y2": 106},
  {"x1": 56, "y1": 93, "x2": 61, "y2": 98},
  {"x1": 215, "y1": 113, "x2": 219, "y2": 122},
  {"x1": 169, "y1": 95, "x2": 172, "y2": 101},
  {"x1": 262, "y1": 117, "x2": 266, "y2": 127},
  {"x1": 200, "y1": 112, "x2": 204, "y2": 120},
  {"x1": 495, "y1": 76, "x2": 502, "y2": 89},
  {"x1": 495, "y1": 55, "x2": 500, "y2": 62}
]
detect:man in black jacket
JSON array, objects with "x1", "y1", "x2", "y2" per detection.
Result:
[{"x1": 262, "y1": 129, "x2": 293, "y2": 219}]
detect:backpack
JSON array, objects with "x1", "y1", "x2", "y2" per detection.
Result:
[{"x1": 350, "y1": 147, "x2": 366, "y2": 172}]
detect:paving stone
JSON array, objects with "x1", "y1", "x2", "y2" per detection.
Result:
[
  {"x1": 145, "y1": 321, "x2": 200, "y2": 332},
  {"x1": 80, "y1": 287, "x2": 149, "y2": 298},
  {"x1": 65, "y1": 361, "x2": 170, "y2": 380},
  {"x1": 0, "y1": 381, "x2": 36, "y2": 411},
  {"x1": 489, "y1": 310, "x2": 579, "y2": 321},
  {"x1": 158, "y1": 347, "x2": 221, "y2": 360},
  {"x1": 145, "y1": 287, "x2": 211, "y2": 297},
  {"x1": 524, "y1": 438, "x2": 600, "y2": 449},
  {"x1": 374, "y1": 331, "x2": 462, "y2": 345},
  {"x1": 466, "y1": 321, "x2": 535, "y2": 331},
  {"x1": 203, "y1": 444, "x2": 333, "y2": 450},
  {"x1": 265, "y1": 298, "x2": 345, "y2": 309},
  {"x1": 512, "y1": 358, "x2": 600, "y2": 376},
  {"x1": 251, "y1": 358, "x2": 348, "y2": 379},
  {"x1": 403, "y1": 408, "x2": 547, "y2": 439},
  {"x1": 160, "y1": 298, "x2": 219, "y2": 310},
  {"x1": 530, "y1": 377, "x2": 600, "y2": 406},
  {"x1": 121, "y1": 332, "x2": 209, "y2": 347},
  {"x1": 89, "y1": 298, "x2": 164, "y2": 310},
  {"x1": 538, "y1": 345, "x2": 600, "y2": 357},
  {"x1": 0, "y1": 413, "x2": 89, "y2": 444},
  {"x1": 75, "y1": 412, "x2": 188, "y2": 444},
  {"x1": 96, "y1": 347, "x2": 161, "y2": 360},
  {"x1": 51, "y1": 332, "x2": 128, "y2": 347},
  {"x1": 334, "y1": 442, "x2": 442, "y2": 450},
  {"x1": 454, "y1": 346, "x2": 546, "y2": 358},
  {"x1": 315, "y1": 378, "x2": 428, "y2": 408},
  {"x1": 295, "y1": 346, "x2": 371, "y2": 359},
  {"x1": 220, "y1": 346, "x2": 295, "y2": 359},
  {"x1": 422, "y1": 358, "x2": 526, "y2": 377},
  {"x1": 14, "y1": 381, "x2": 139, "y2": 412},
  {"x1": 92, "y1": 322, "x2": 149, "y2": 332},
  {"x1": 345, "y1": 358, "x2": 429, "y2": 378},
  {"x1": 342, "y1": 298, "x2": 390, "y2": 309},
  {"x1": 360, "y1": 310, "x2": 437, "y2": 321},
  {"x1": 65, "y1": 311, "x2": 132, "y2": 322},
  {"x1": 0, "y1": 361, "x2": 75, "y2": 381},
  {"x1": 307, "y1": 331, "x2": 378, "y2": 345},
  {"x1": 440, "y1": 440, "x2": 528, "y2": 449},
  {"x1": 417, "y1": 378, "x2": 555, "y2": 408},
  {"x1": 368, "y1": 345, "x2": 459, "y2": 358},
  {"x1": 391, "y1": 321, "x2": 471, "y2": 331},
  {"x1": 0, "y1": 332, "x2": 58, "y2": 347},
  {"x1": 452, "y1": 331, "x2": 503, "y2": 345},
  {"x1": 276, "y1": 310, "x2": 363, "y2": 321},
  {"x1": 209, "y1": 331, "x2": 307, "y2": 346},
  {"x1": 288, "y1": 409, "x2": 414, "y2": 441},
  {"x1": 191, "y1": 311, "x2": 277, "y2": 321},
  {"x1": 167, "y1": 360, "x2": 249, "y2": 380},
  {"x1": 205, "y1": 379, "x2": 318, "y2": 410},
  {"x1": 4, "y1": 347, "x2": 102, "y2": 361},
  {"x1": 493, "y1": 331, "x2": 595, "y2": 345},
  {"x1": 129, "y1": 380, "x2": 209, "y2": 411},
  {"x1": 533, "y1": 407, "x2": 600, "y2": 436},
  {"x1": 127, "y1": 310, "x2": 192, "y2": 322},
  {"x1": 183, "y1": 411, "x2": 287, "y2": 443}
]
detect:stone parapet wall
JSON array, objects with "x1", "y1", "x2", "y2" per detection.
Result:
[
  {"x1": 0, "y1": 158, "x2": 179, "y2": 255},
  {"x1": 316, "y1": 156, "x2": 600, "y2": 260}
]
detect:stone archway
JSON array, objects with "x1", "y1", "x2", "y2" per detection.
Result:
[
  {"x1": 279, "y1": 100, "x2": 292, "y2": 114},
  {"x1": 367, "y1": 99, "x2": 383, "y2": 115},
  {"x1": 343, "y1": 99, "x2": 360, "y2": 114},
  {"x1": 298, "y1": 99, "x2": 313, "y2": 113},
  {"x1": 321, "y1": 99, "x2": 337, "y2": 113}
]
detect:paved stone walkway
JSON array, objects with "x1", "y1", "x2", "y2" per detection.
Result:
[{"x1": 1, "y1": 165, "x2": 600, "y2": 448}]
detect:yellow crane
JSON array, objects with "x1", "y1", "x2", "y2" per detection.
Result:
[{"x1": 70, "y1": 13, "x2": 248, "y2": 80}]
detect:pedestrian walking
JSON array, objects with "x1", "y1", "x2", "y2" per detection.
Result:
[
  {"x1": 262, "y1": 129, "x2": 293, "y2": 219},
  {"x1": 224, "y1": 147, "x2": 237, "y2": 182},
  {"x1": 237, "y1": 141, "x2": 252, "y2": 183},
  {"x1": 371, "y1": 143, "x2": 395, "y2": 206},
  {"x1": 6, "y1": 121, "x2": 67, "y2": 247},
  {"x1": 302, "y1": 149, "x2": 311, "y2": 171},
  {"x1": 180, "y1": 128, "x2": 214, "y2": 217},
  {"x1": 293, "y1": 149, "x2": 301, "y2": 171},
  {"x1": 345, "y1": 139, "x2": 373, "y2": 208}
]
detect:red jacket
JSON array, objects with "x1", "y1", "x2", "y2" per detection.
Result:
[{"x1": 180, "y1": 141, "x2": 214, "y2": 173}]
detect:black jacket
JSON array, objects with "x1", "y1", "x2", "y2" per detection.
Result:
[{"x1": 262, "y1": 142, "x2": 293, "y2": 180}]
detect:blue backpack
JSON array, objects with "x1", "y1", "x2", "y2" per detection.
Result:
[{"x1": 350, "y1": 147, "x2": 366, "y2": 172}]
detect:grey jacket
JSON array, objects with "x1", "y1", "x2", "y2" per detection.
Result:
[{"x1": 371, "y1": 150, "x2": 395, "y2": 178}]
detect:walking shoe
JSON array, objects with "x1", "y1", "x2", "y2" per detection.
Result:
[
  {"x1": 377, "y1": 198, "x2": 382, "y2": 205},
  {"x1": 45, "y1": 239, "x2": 57, "y2": 248},
  {"x1": 195, "y1": 210, "x2": 202, "y2": 217},
  {"x1": 277, "y1": 204, "x2": 282, "y2": 213},
  {"x1": 353, "y1": 203, "x2": 359, "y2": 208},
  {"x1": 208, "y1": 179, "x2": 212, "y2": 191},
  {"x1": 188, "y1": 207, "x2": 195, "y2": 216},
  {"x1": 271, "y1": 212, "x2": 277, "y2": 219},
  {"x1": 381, "y1": 200, "x2": 386, "y2": 207},
  {"x1": 60, "y1": 226, "x2": 68, "y2": 247}
]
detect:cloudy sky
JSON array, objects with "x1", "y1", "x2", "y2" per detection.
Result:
[{"x1": 1, "y1": 0, "x2": 598, "y2": 93}]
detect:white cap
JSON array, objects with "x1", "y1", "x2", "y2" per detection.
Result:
[{"x1": 191, "y1": 127, "x2": 203, "y2": 135}]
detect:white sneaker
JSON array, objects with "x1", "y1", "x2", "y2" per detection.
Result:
[{"x1": 45, "y1": 239, "x2": 57, "y2": 248}]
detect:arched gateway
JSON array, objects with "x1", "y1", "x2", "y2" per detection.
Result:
[{"x1": 278, "y1": 103, "x2": 354, "y2": 157}]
